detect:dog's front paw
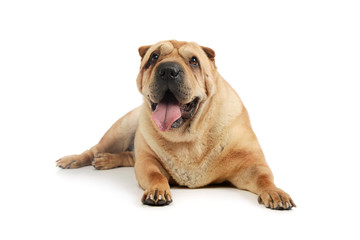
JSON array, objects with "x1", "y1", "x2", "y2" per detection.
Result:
[
  {"x1": 258, "y1": 188, "x2": 296, "y2": 210},
  {"x1": 92, "y1": 153, "x2": 115, "y2": 170},
  {"x1": 141, "y1": 188, "x2": 173, "y2": 206}
]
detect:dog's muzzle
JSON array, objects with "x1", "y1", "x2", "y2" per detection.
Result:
[
  {"x1": 149, "y1": 62, "x2": 198, "y2": 132},
  {"x1": 151, "y1": 61, "x2": 189, "y2": 103}
]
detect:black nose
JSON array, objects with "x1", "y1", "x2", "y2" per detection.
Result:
[{"x1": 157, "y1": 62, "x2": 182, "y2": 80}]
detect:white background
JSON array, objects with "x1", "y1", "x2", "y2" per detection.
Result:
[{"x1": 1, "y1": 0, "x2": 359, "y2": 239}]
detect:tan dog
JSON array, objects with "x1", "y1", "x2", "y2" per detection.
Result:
[{"x1": 57, "y1": 40, "x2": 296, "y2": 210}]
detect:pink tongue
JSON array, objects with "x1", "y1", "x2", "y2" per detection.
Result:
[{"x1": 152, "y1": 101, "x2": 182, "y2": 132}]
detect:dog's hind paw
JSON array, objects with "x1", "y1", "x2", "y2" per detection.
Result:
[{"x1": 56, "y1": 154, "x2": 90, "y2": 169}]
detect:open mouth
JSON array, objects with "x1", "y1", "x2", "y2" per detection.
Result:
[{"x1": 150, "y1": 91, "x2": 199, "y2": 132}]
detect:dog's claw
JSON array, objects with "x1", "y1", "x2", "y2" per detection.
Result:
[
  {"x1": 144, "y1": 198, "x2": 156, "y2": 206},
  {"x1": 142, "y1": 189, "x2": 172, "y2": 206},
  {"x1": 258, "y1": 188, "x2": 295, "y2": 210}
]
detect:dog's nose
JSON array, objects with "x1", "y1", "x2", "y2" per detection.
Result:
[{"x1": 157, "y1": 62, "x2": 181, "y2": 80}]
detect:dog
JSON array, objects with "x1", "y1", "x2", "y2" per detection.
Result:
[{"x1": 57, "y1": 40, "x2": 296, "y2": 210}]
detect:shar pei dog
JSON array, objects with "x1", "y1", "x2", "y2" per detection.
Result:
[{"x1": 57, "y1": 40, "x2": 296, "y2": 210}]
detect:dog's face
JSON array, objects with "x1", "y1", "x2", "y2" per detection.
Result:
[{"x1": 136, "y1": 40, "x2": 216, "y2": 132}]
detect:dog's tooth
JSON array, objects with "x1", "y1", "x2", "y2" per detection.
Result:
[
  {"x1": 285, "y1": 202, "x2": 290, "y2": 209},
  {"x1": 159, "y1": 195, "x2": 162, "y2": 200},
  {"x1": 150, "y1": 194, "x2": 154, "y2": 200}
]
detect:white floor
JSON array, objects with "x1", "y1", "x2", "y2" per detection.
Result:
[{"x1": 1, "y1": 150, "x2": 358, "y2": 240}]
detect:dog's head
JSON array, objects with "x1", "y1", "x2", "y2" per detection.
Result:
[{"x1": 136, "y1": 40, "x2": 217, "y2": 132}]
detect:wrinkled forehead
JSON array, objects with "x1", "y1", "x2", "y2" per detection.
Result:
[
  {"x1": 178, "y1": 43, "x2": 200, "y2": 59},
  {"x1": 151, "y1": 41, "x2": 174, "y2": 56},
  {"x1": 142, "y1": 41, "x2": 173, "y2": 59},
  {"x1": 146, "y1": 41, "x2": 200, "y2": 59}
]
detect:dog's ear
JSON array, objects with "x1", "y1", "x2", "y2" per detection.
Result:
[
  {"x1": 201, "y1": 46, "x2": 216, "y2": 61},
  {"x1": 138, "y1": 45, "x2": 151, "y2": 59}
]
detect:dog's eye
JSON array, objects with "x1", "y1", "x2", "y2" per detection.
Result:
[
  {"x1": 190, "y1": 56, "x2": 199, "y2": 66},
  {"x1": 151, "y1": 53, "x2": 159, "y2": 61},
  {"x1": 145, "y1": 52, "x2": 159, "y2": 69}
]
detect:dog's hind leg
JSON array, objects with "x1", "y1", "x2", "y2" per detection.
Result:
[
  {"x1": 56, "y1": 149, "x2": 94, "y2": 169},
  {"x1": 56, "y1": 107, "x2": 141, "y2": 169},
  {"x1": 92, "y1": 152, "x2": 135, "y2": 170}
]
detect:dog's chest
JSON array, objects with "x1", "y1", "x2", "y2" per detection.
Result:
[{"x1": 157, "y1": 143, "x2": 223, "y2": 188}]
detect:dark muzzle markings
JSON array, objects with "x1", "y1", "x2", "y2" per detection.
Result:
[{"x1": 150, "y1": 61, "x2": 199, "y2": 132}]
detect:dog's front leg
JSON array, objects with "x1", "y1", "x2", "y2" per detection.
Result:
[
  {"x1": 227, "y1": 151, "x2": 296, "y2": 210},
  {"x1": 135, "y1": 152, "x2": 173, "y2": 206}
]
